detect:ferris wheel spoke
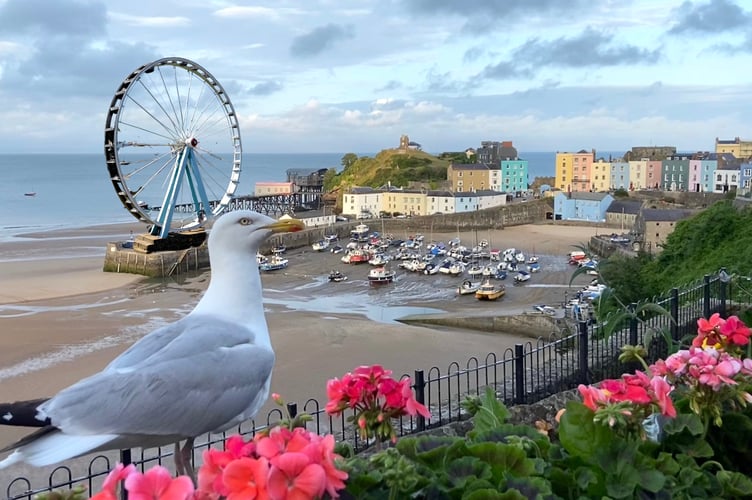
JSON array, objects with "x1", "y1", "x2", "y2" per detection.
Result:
[
  {"x1": 186, "y1": 76, "x2": 208, "y2": 134},
  {"x1": 122, "y1": 94, "x2": 181, "y2": 142},
  {"x1": 117, "y1": 118, "x2": 176, "y2": 144},
  {"x1": 133, "y1": 80, "x2": 182, "y2": 139},
  {"x1": 193, "y1": 152, "x2": 231, "y2": 196},
  {"x1": 122, "y1": 150, "x2": 174, "y2": 180},
  {"x1": 155, "y1": 65, "x2": 186, "y2": 138}
]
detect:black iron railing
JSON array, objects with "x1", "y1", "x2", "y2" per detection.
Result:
[{"x1": 4, "y1": 271, "x2": 749, "y2": 500}]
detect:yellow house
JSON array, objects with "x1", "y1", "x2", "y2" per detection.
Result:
[
  {"x1": 555, "y1": 150, "x2": 594, "y2": 192},
  {"x1": 383, "y1": 190, "x2": 427, "y2": 216},
  {"x1": 591, "y1": 160, "x2": 612, "y2": 192},
  {"x1": 628, "y1": 159, "x2": 648, "y2": 190},
  {"x1": 447, "y1": 163, "x2": 493, "y2": 192},
  {"x1": 715, "y1": 137, "x2": 752, "y2": 159}
]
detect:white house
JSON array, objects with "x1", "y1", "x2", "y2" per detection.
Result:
[
  {"x1": 342, "y1": 187, "x2": 383, "y2": 217},
  {"x1": 475, "y1": 189, "x2": 507, "y2": 210}
]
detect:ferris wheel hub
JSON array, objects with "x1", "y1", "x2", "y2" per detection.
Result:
[{"x1": 185, "y1": 137, "x2": 198, "y2": 147}]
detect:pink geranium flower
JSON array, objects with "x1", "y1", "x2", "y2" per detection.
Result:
[
  {"x1": 123, "y1": 465, "x2": 194, "y2": 500},
  {"x1": 720, "y1": 315, "x2": 752, "y2": 346},
  {"x1": 223, "y1": 457, "x2": 269, "y2": 500},
  {"x1": 91, "y1": 463, "x2": 136, "y2": 500},
  {"x1": 267, "y1": 452, "x2": 326, "y2": 500}
]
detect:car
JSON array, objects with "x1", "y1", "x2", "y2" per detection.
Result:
[{"x1": 335, "y1": 215, "x2": 348, "y2": 222}]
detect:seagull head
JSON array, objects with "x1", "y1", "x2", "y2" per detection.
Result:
[{"x1": 208, "y1": 210, "x2": 305, "y2": 255}]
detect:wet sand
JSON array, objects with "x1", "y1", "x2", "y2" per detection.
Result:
[{"x1": 0, "y1": 220, "x2": 598, "y2": 487}]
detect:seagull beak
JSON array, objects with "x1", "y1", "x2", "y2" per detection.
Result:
[{"x1": 262, "y1": 218, "x2": 305, "y2": 233}]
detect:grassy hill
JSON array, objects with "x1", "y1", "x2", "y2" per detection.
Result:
[{"x1": 324, "y1": 149, "x2": 451, "y2": 195}]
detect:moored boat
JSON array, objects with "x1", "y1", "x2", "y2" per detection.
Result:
[
  {"x1": 457, "y1": 279, "x2": 480, "y2": 296},
  {"x1": 368, "y1": 266, "x2": 395, "y2": 285},
  {"x1": 312, "y1": 239, "x2": 330, "y2": 251},
  {"x1": 475, "y1": 279, "x2": 505, "y2": 300},
  {"x1": 328, "y1": 270, "x2": 348, "y2": 282},
  {"x1": 259, "y1": 254, "x2": 288, "y2": 272},
  {"x1": 514, "y1": 270, "x2": 531, "y2": 283}
]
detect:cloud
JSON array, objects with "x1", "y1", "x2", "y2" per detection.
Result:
[
  {"x1": 248, "y1": 80, "x2": 283, "y2": 96},
  {"x1": 0, "y1": 0, "x2": 107, "y2": 37},
  {"x1": 213, "y1": 6, "x2": 305, "y2": 21},
  {"x1": 480, "y1": 28, "x2": 660, "y2": 80},
  {"x1": 669, "y1": 0, "x2": 751, "y2": 34},
  {"x1": 404, "y1": 0, "x2": 584, "y2": 19},
  {"x1": 289, "y1": 24, "x2": 355, "y2": 58},
  {"x1": 376, "y1": 80, "x2": 402, "y2": 92},
  {"x1": 108, "y1": 13, "x2": 191, "y2": 28}
]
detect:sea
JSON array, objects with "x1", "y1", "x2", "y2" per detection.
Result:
[{"x1": 0, "y1": 151, "x2": 567, "y2": 239}]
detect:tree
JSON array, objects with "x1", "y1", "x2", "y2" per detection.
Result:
[
  {"x1": 341, "y1": 153, "x2": 358, "y2": 171},
  {"x1": 323, "y1": 168, "x2": 338, "y2": 191}
]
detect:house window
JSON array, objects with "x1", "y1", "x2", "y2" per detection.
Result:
[{"x1": 717, "y1": 174, "x2": 722, "y2": 181}]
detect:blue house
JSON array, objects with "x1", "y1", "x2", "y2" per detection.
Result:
[
  {"x1": 554, "y1": 192, "x2": 614, "y2": 222},
  {"x1": 500, "y1": 158, "x2": 529, "y2": 194},
  {"x1": 739, "y1": 160, "x2": 752, "y2": 198}
]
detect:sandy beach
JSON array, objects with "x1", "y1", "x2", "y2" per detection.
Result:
[{"x1": 0, "y1": 220, "x2": 598, "y2": 489}]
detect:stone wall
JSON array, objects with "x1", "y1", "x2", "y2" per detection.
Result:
[
  {"x1": 103, "y1": 242, "x2": 209, "y2": 277},
  {"x1": 398, "y1": 311, "x2": 570, "y2": 339}
]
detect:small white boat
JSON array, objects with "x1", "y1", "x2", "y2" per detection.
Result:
[
  {"x1": 467, "y1": 263, "x2": 484, "y2": 277},
  {"x1": 533, "y1": 304, "x2": 557, "y2": 315},
  {"x1": 312, "y1": 239, "x2": 330, "y2": 251},
  {"x1": 259, "y1": 254, "x2": 288, "y2": 272},
  {"x1": 457, "y1": 279, "x2": 480, "y2": 296},
  {"x1": 368, "y1": 266, "x2": 395, "y2": 285},
  {"x1": 528, "y1": 262, "x2": 541, "y2": 273},
  {"x1": 514, "y1": 270, "x2": 531, "y2": 283}
]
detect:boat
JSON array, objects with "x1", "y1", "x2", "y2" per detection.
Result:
[
  {"x1": 330, "y1": 244, "x2": 344, "y2": 254},
  {"x1": 272, "y1": 244, "x2": 286, "y2": 254},
  {"x1": 368, "y1": 266, "x2": 395, "y2": 285},
  {"x1": 528, "y1": 262, "x2": 541, "y2": 273},
  {"x1": 347, "y1": 250, "x2": 370, "y2": 264},
  {"x1": 350, "y1": 224, "x2": 370, "y2": 241},
  {"x1": 475, "y1": 279, "x2": 505, "y2": 300},
  {"x1": 259, "y1": 254, "x2": 288, "y2": 272},
  {"x1": 328, "y1": 270, "x2": 348, "y2": 282},
  {"x1": 514, "y1": 270, "x2": 531, "y2": 283},
  {"x1": 457, "y1": 279, "x2": 480, "y2": 296},
  {"x1": 533, "y1": 304, "x2": 557, "y2": 315},
  {"x1": 312, "y1": 239, "x2": 330, "y2": 251},
  {"x1": 24, "y1": 192, "x2": 36, "y2": 197}
]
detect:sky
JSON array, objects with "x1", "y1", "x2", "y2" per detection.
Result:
[{"x1": 0, "y1": 0, "x2": 751, "y2": 155}]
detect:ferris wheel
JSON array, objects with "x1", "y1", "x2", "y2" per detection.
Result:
[{"x1": 104, "y1": 57, "x2": 242, "y2": 238}]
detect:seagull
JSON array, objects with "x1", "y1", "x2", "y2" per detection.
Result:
[{"x1": 0, "y1": 210, "x2": 305, "y2": 478}]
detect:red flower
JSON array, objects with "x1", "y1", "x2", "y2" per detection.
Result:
[
  {"x1": 720, "y1": 315, "x2": 751, "y2": 346},
  {"x1": 267, "y1": 452, "x2": 326, "y2": 500},
  {"x1": 91, "y1": 463, "x2": 135, "y2": 500},
  {"x1": 124, "y1": 465, "x2": 194, "y2": 500},
  {"x1": 223, "y1": 457, "x2": 270, "y2": 500},
  {"x1": 649, "y1": 376, "x2": 676, "y2": 418}
]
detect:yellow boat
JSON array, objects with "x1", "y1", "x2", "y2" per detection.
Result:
[{"x1": 475, "y1": 279, "x2": 505, "y2": 301}]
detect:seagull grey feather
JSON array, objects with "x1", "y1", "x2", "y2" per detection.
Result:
[{"x1": 0, "y1": 210, "x2": 304, "y2": 470}]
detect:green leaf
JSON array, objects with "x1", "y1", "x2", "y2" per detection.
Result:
[
  {"x1": 662, "y1": 412, "x2": 704, "y2": 436},
  {"x1": 471, "y1": 386, "x2": 510, "y2": 435},
  {"x1": 639, "y1": 468, "x2": 666, "y2": 493},
  {"x1": 718, "y1": 470, "x2": 752, "y2": 496},
  {"x1": 558, "y1": 401, "x2": 612, "y2": 459},
  {"x1": 467, "y1": 442, "x2": 536, "y2": 480},
  {"x1": 463, "y1": 488, "x2": 524, "y2": 500},
  {"x1": 504, "y1": 475, "x2": 555, "y2": 498},
  {"x1": 445, "y1": 456, "x2": 492, "y2": 489}
]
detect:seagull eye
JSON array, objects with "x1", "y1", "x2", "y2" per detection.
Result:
[{"x1": 239, "y1": 217, "x2": 252, "y2": 226}]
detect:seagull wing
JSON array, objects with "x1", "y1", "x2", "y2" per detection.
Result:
[{"x1": 38, "y1": 314, "x2": 275, "y2": 439}]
